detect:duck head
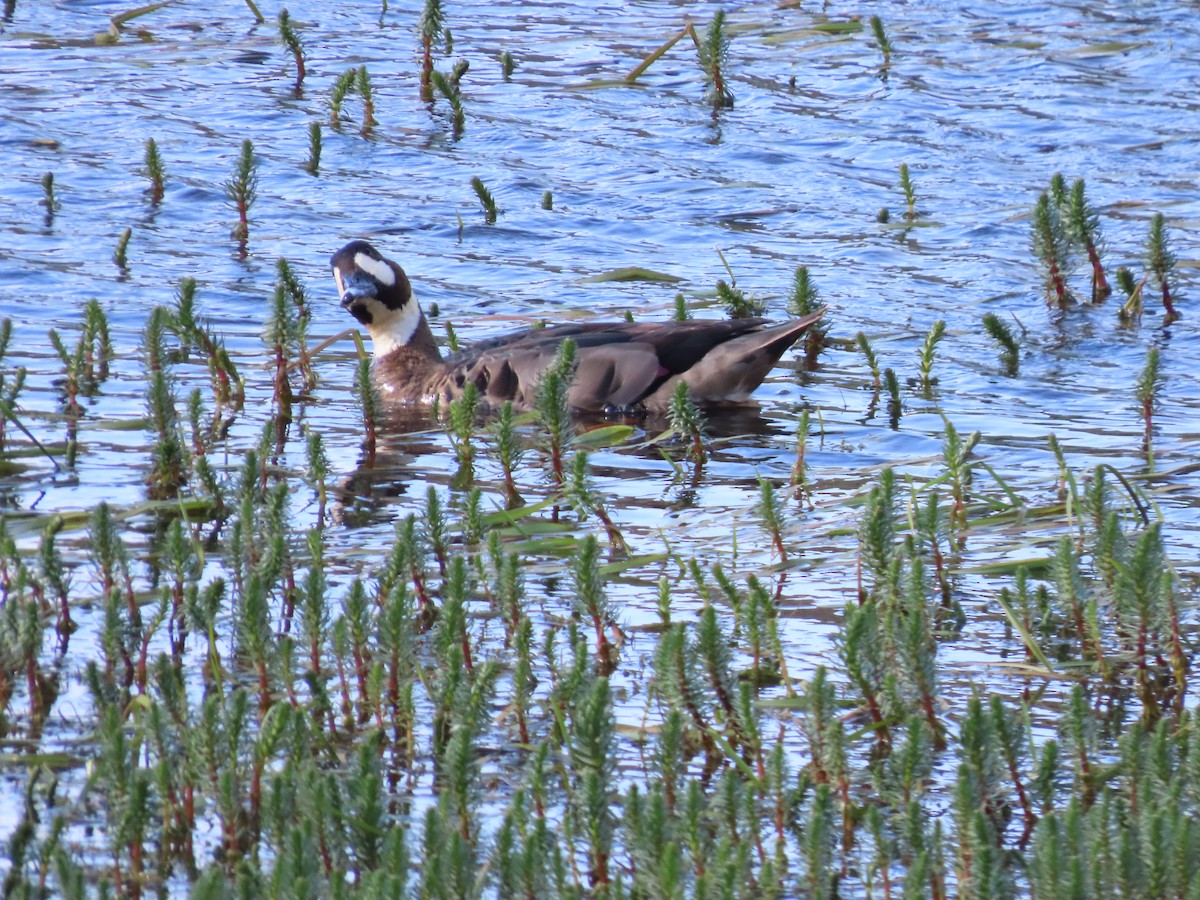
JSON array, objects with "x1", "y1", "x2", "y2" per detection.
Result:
[{"x1": 330, "y1": 240, "x2": 424, "y2": 357}]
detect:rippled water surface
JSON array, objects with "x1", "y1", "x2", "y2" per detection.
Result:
[{"x1": 2, "y1": 0, "x2": 1199, "y2": 885}]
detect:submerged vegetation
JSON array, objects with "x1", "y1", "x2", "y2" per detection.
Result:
[{"x1": 0, "y1": 1, "x2": 1196, "y2": 897}]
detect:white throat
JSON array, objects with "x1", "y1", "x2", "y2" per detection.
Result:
[{"x1": 366, "y1": 290, "x2": 423, "y2": 358}]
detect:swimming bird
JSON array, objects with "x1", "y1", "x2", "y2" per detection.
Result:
[{"x1": 331, "y1": 239, "x2": 824, "y2": 414}]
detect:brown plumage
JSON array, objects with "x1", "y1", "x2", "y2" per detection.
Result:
[{"x1": 331, "y1": 240, "x2": 825, "y2": 414}]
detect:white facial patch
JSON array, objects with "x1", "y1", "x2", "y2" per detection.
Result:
[
  {"x1": 333, "y1": 268, "x2": 346, "y2": 297},
  {"x1": 355, "y1": 252, "x2": 395, "y2": 287},
  {"x1": 364, "y1": 290, "x2": 423, "y2": 358}
]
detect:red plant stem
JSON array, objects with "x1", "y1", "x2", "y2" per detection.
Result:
[{"x1": 1086, "y1": 242, "x2": 1110, "y2": 302}]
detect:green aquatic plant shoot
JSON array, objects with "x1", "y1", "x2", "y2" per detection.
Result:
[
  {"x1": 330, "y1": 67, "x2": 357, "y2": 127},
  {"x1": 471, "y1": 176, "x2": 498, "y2": 224},
  {"x1": 540, "y1": 189, "x2": 553, "y2": 210},
  {"x1": 917, "y1": 318, "x2": 945, "y2": 393},
  {"x1": 277, "y1": 8, "x2": 305, "y2": 85},
  {"x1": 1135, "y1": 347, "x2": 1161, "y2": 468},
  {"x1": 419, "y1": 0, "x2": 445, "y2": 102},
  {"x1": 697, "y1": 9, "x2": 733, "y2": 110},
  {"x1": 856, "y1": 331, "x2": 882, "y2": 389},
  {"x1": 305, "y1": 121, "x2": 321, "y2": 175},
  {"x1": 898, "y1": 163, "x2": 916, "y2": 220},
  {"x1": 715, "y1": 278, "x2": 765, "y2": 319},
  {"x1": 113, "y1": 226, "x2": 132, "y2": 270},
  {"x1": 1032, "y1": 189, "x2": 1072, "y2": 306},
  {"x1": 500, "y1": 49, "x2": 515, "y2": 80},
  {"x1": 981, "y1": 312, "x2": 1020, "y2": 375},
  {"x1": 1146, "y1": 212, "x2": 1179, "y2": 323},
  {"x1": 225, "y1": 138, "x2": 257, "y2": 246},
  {"x1": 667, "y1": 381, "x2": 707, "y2": 465},
  {"x1": 40, "y1": 172, "x2": 56, "y2": 217},
  {"x1": 1064, "y1": 177, "x2": 1109, "y2": 303},
  {"x1": 143, "y1": 137, "x2": 165, "y2": 202},
  {"x1": 870, "y1": 15, "x2": 892, "y2": 65},
  {"x1": 356, "y1": 66, "x2": 378, "y2": 132},
  {"x1": 787, "y1": 265, "x2": 827, "y2": 363},
  {"x1": 430, "y1": 69, "x2": 465, "y2": 137}
]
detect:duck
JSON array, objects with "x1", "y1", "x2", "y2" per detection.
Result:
[{"x1": 331, "y1": 239, "x2": 824, "y2": 414}]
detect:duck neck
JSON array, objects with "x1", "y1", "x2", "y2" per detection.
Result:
[{"x1": 372, "y1": 311, "x2": 442, "y2": 362}]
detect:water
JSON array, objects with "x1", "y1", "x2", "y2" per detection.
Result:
[{"x1": 1, "y1": 0, "x2": 1199, "y2": 886}]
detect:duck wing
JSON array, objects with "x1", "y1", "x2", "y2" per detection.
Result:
[{"x1": 439, "y1": 312, "x2": 824, "y2": 411}]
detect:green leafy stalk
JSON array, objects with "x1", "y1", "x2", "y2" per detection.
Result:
[
  {"x1": 981, "y1": 313, "x2": 1020, "y2": 375},
  {"x1": 143, "y1": 138, "x2": 165, "y2": 203},
  {"x1": 225, "y1": 138, "x2": 257, "y2": 246},
  {"x1": 470, "y1": 176, "x2": 498, "y2": 224},
  {"x1": 278, "y1": 8, "x2": 305, "y2": 84}
]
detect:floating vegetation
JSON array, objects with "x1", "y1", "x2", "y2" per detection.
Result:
[
  {"x1": 540, "y1": 189, "x2": 553, "y2": 210},
  {"x1": 500, "y1": 49, "x2": 515, "y2": 80}
]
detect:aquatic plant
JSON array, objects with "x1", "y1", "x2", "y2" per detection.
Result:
[
  {"x1": 1135, "y1": 347, "x2": 1162, "y2": 468},
  {"x1": 883, "y1": 366, "x2": 902, "y2": 424},
  {"x1": 225, "y1": 138, "x2": 257, "y2": 248},
  {"x1": 1146, "y1": 212, "x2": 1179, "y2": 323},
  {"x1": 352, "y1": 336, "x2": 379, "y2": 462},
  {"x1": 1062, "y1": 177, "x2": 1109, "y2": 303},
  {"x1": 430, "y1": 67, "x2": 466, "y2": 137},
  {"x1": 305, "y1": 121, "x2": 321, "y2": 175},
  {"x1": 470, "y1": 175, "x2": 499, "y2": 224},
  {"x1": 356, "y1": 66, "x2": 377, "y2": 133},
  {"x1": 981, "y1": 312, "x2": 1020, "y2": 375},
  {"x1": 39, "y1": 172, "x2": 56, "y2": 222},
  {"x1": 1032, "y1": 190, "x2": 1073, "y2": 306},
  {"x1": 667, "y1": 381, "x2": 707, "y2": 465},
  {"x1": 715, "y1": 278, "x2": 765, "y2": 319},
  {"x1": 540, "y1": 189, "x2": 553, "y2": 210},
  {"x1": 277, "y1": 8, "x2": 305, "y2": 85},
  {"x1": 786, "y1": 265, "x2": 827, "y2": 363},
  {"x1": 330, "y1": 67, "x2": 357, "y2": 127},
  {"x1": 856, "y1": 330, "x2": 882, "y2": 389},
  {"x1": 898, "y1": 163, "x2": 917, "y2": 220},
  {"x1": 697, "y1": 9, "x2": 733, "y2": 110},
  {"x1": 143, "y1": 137, "x2": 165, "y2": 202},
  {"x1": 112, "y1": 226, "x2": 132, "y2": 270},
  {"x1": 870, "y1": 14, "x2": 893, "y2": 65},
  {"x1": 500, "y1": 50, "x2": 515, "y2": 80},
  {"x1": 917, "y1": 318, "x2": 945, "y2": 394},
  {"x1": 418, "y1": 0, "x2": 446, "y2": 102},
  {"x1": 534, "y1": 338, "x2": 576, "y2": 488}
]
